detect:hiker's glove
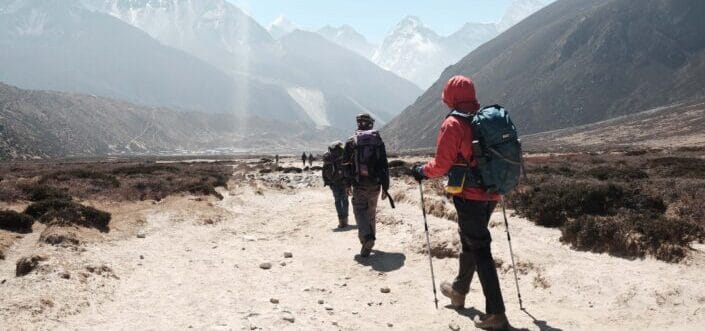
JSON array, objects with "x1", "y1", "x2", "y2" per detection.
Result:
[{"x1": 410, "y1": 165, "x2": 427, "y2": 182}]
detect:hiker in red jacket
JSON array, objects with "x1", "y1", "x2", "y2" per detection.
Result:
[{"x1": 411, "y1": 76, "x2": 508, "y2": 330}]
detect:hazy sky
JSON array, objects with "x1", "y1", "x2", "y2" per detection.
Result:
[{"x1": 227, "y1": 0, "x2": 514, "y2": 42}]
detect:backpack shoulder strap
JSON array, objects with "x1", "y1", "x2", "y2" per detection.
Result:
[{"x1": 447, "y1": 110, "x2": 473, "y2": 122}]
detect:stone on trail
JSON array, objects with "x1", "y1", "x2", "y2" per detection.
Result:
[
  {"x1": 282, "y1": 313, "x2": 295, "y2": 323},
  {"x1": 380, "y1": 287, "x2": 391, "y2": 293},
  {"x1": 284, "y1": 252, "x2": 293, "y2": 258},
  {"x1": 324, "y1": 305, "x2": 333, "y2": 311},
  {"x1": 449, "y1": 322, "x2": 461, "y2": 331},
  {"x1": 136, "y1": 232, "x2": 146, "y2": 239},
  {"x1": 318, "y1": 299, "x2": 324, "y2": 304},
  {"x1": 280, "y1": 261, "x2": 286, "y2": 266},
  {"x1": 16, "y1": 255, "x2": 47, "y2": 277},
  {"x1": 270, "y1": 298, "x2": 279, "y2": 304},
  {"x1": 259, "y1": 262, "x2": 272, "y2": 270},
  {"x1": 387, "y1": 323, "x2": 394, "y2": 327}
]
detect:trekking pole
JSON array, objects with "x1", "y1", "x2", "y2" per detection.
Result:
[
  {"x1": 418, "y1": 181, "x2": 439, "y2": 309},
  {"x1": 501, "y1": 196, "x2": 524, "y2": 310}
]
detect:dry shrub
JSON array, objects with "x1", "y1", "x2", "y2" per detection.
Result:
[
  {"x1": 41, "y1": 169, "x2": 120, "y2": 188},
  {"x1": 584, "y1": 166, "x2": 648, "y2": 181},
  {"x1": 112, "y1": 164, "x2": 180, "y2": 176},
  {"x1": 648, "y1": 157, "x2": 705, "y2": 179},
  {"x1": 412, "y1": 227, "x2": 459, "y2": 258},
  {"x1": 25, "y1": 199, "x2": 111, "y2": 232},
  {"x1": 20, "y1": 184, "x2": 72, "y2": 202},
  {"x1": 509, "y1": 179, "x2": 665, "y2": 228},
  {"x1": 0, "y1": 210, "x2": 34, "y2": 233},
  {"x1": 561, "y1": 213, "x2": 699, "y2": 262}
]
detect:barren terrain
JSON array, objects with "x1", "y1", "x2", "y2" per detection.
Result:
[{"x1": 1, "y1": 158, "x2": 705, "y2": 330}]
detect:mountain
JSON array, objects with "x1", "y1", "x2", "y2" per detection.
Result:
[
  {"x1": 371, "y1": 1, "x2": 553, "y2": 89},
  {"x1": 498, "y1": 0, "x2": 553, "y2": 31},
  {"x1": 81, "y1": 0, "x2": 419, "y2": 130},
  {"x1": 372, "y1": 16, "x2": 448, "y2": 89},
  {"x1": 80, "y1": 0, "x2": 275, "y2": 77},
  {"x1": 268, "y1": 15, "x2": 298, "y2": 39},
  {"x1": 383, "y1": 0, "x2": 705, "y2": 151},
  {"x1": 0, "y1": 0, "x2": 309, "y2": 125},
  {"x1": 317, "y1": 25, "x2": 377, "y2": 59},
  {"x1": 275, "y1": 30, "x2": 421, "y2": 129},
  {"x1": 0, "y1": 82, "x2": 342, "y2": 159},
  {"x1": 523, "y1": 101, "x2": 705, "y2": 151}
]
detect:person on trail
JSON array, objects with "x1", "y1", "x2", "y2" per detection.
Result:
[
  {"x1": 302, "y1": 152, "x2": 308, "y2": 167},
  {"x1": 410, "y1": 76, "x2": 509, "y2": 330},
  {"x1": 308, "y1": 153, "x2": 314, "y2": 167},
  {"x1": 275, "y1": 154, "x2": 279, "y2": 168},
  {"x1": 342, "y1": 113, "x2": 390, "y2": 258},
  {"x1": 322, "y1": 141, "x2": 349, "y2": 228}
]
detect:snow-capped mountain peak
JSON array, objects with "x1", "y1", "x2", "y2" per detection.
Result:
[
  {"x1": 317, "y1": 24, "x2": 377, "y2": 59},
  {"x1": 268, "y1": 14, "x2": 298, "y2": 39}
]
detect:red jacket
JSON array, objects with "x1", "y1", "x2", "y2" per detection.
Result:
[{"x1": 422, "y1": 114, "x2": 500, "y2": 202}]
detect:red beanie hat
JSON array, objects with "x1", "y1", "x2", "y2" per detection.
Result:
[{"x1": 442, "y1": 75, "x2": 480, "y2": 113}]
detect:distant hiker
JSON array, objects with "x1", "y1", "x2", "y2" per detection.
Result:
[
  {"x1": 275, "y1": 154, "x2": 279, "y2": 168},
  {"x1": 342, "y1": 113, "x2": 390, "y2": 257},
  {"x1": 322, "y1": 141, "x2": 349, "y2": 228},
  {"x1": 302, "y1": 152, "x2": 307, "y2": 167},
  {"x1": 308, "y1": 153, "x2": 314, "y2": 167},
  {"x1": 410, "y1": 76, "x2": 509, "y2": 329}
]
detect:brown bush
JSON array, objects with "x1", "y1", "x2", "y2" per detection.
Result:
[
  {"x1": 648, "y1": 157, "x2": 705, "y2": 178},
  {"x1": 0, "y1": 210, "x2": 35, "y2": 233},
  {"x1": 25, "y1": 199, "x2": 111, "y2": 232},
  {"x1": 561, "y1": 213, "x2": 700, "y2": 262}
]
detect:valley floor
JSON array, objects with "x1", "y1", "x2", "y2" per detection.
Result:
[{"x1": 1, "y1": 161, "x2": 705, "y2": 330}]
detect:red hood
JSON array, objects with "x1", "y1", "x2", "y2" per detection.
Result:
[{"x1": 442, "y1": 75, "x2": 480, "y2": 114}]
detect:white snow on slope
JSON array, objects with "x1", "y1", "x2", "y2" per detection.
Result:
[{"x1": 287, "y1": 87, "x2": 330, "y2": 127}]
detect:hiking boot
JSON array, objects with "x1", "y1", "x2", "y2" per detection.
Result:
[
  {"x1": 360, "y1": 240, "x2": 375, "y2": 257},
  {"x1": 338, "y1": 217, "x2": 348, "y2": 229},
  {"x1": 440, "y1": 281, "x2": 465, "y2": 308},
  {"x1": 473, "y1": 313, "x2": 509, "y2": 330}
]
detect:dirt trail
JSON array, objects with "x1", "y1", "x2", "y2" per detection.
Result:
[{"x1": 1, "y1": 168, "x2": 705, "y2": 330}]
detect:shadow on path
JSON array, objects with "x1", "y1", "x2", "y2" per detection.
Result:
[
  {"x1": 453, "y1": 306, "x2": 538, "y2": 331},
  {"x1": 522, "y1": 309, "x2": 563, "y2": 331},
  {"x1": 332, "y1": 225, "x2": 358, "y2": 232},
  {"x1": 354, "y1": 250, "x2": 405, "y2": 272}
]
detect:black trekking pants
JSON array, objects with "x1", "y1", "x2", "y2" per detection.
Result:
[{"x1": 452, "y1": 197, "x2": 506, "y2": 315}]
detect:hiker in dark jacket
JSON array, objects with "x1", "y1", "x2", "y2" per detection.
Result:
[
  {"x1": 342, "y1": 113, "x2": 390, "y2": 257},
  {"x1": 322, "y1": 141, "x2": 349, "y2": 228},
  {"x1": 410, "y1": 76, "x2": 508, "y2": 330},
  {"x1": 301, "y1": 152, "x2": 307, "y2": 167},
  {"x1": 308, "y1": 153, "x2": 314, "y2": 167}
]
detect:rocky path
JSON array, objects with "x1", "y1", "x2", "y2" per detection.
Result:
[{"x1": 2, "y1": 172, "x2": 705, "y2": 330}]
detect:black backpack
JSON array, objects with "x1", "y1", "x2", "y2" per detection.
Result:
[
  {"x1": 352, "y1": 130, "x2": 384, "y2": 183},
  {"x1": 322, "y1": 146, "x2": 345, "y2": 185}
]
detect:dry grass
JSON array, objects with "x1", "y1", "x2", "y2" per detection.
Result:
[{"x1": 508, "y1": 150, "x2": 705, "y2": 262}]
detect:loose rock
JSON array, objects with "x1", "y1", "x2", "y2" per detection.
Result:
[
  {"x1": 449, "y1": 322, "x2": 461, "y2": 331},
  {"x1": 318, "y1": 299, "x2": 324, "y2": 304},
  {"x1": 380, "y1": 287, "x2": 391, "y2": 294},
  {"x1": 16, "y1": 255, "x2": 47, "y2": 277},
  {"x1": 259, "y1": 262, "x2": 272, "y2": 270},
  {"x1": 270, "y1": 298, "x2": 279, "y2": 304},
  {"x1": 280, "y1": 261, "x2": 287, "y2": 266},
  {"x1": 136, "y1": 232, "x2": 146, "y2": 239},
  {"x1": 284, "y1": 252, "x2": 293, "y2": 258}
]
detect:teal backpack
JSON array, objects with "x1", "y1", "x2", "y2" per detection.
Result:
[{"x1": 450, "y1": 105, "x2": 524, "y2": 195}]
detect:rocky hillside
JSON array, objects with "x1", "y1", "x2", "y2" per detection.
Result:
[
  {"x1": 0, "y1": 83, "x2": 342, "y2": 159},
  {"x1": 523, "y1": 101, "x2": 705, "y2": 151},
  {"x1": 383, "y1": 0, "x2": 705, "y2": 150}
]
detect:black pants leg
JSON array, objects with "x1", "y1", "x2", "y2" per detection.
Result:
[{"x1": 452, "y1": 197, "x2": 506, "y2": 315}]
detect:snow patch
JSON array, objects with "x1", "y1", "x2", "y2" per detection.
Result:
[{"x1": 287, "y1": 87, "x2": 330, "y2": 127}]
